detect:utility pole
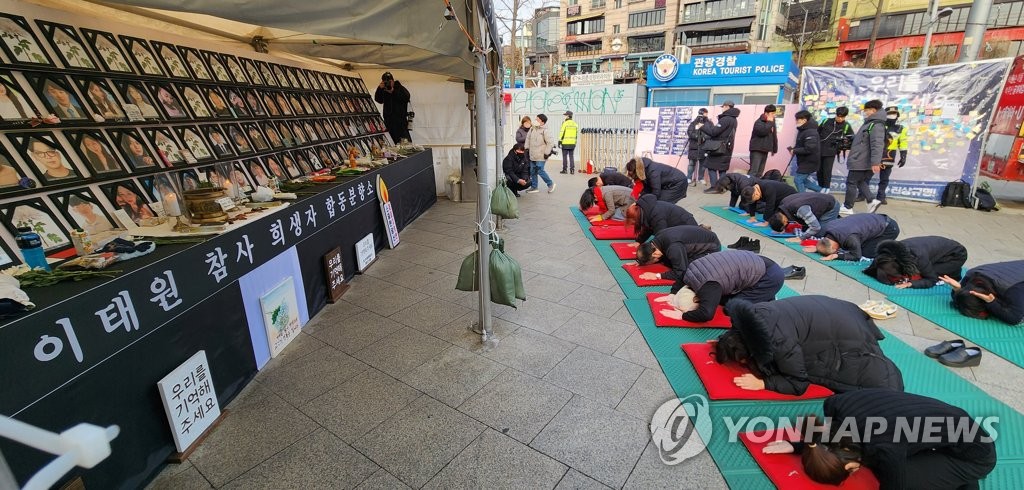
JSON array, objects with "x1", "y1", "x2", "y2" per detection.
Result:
[
  {"x1": 918, "y1": 0, "x2": 939, "y2": 67},
  {"x1": 958, "y1": 0, "x2": 993, "y2": 62},
  {"x1": 797, "y1": 7, "x2": 809, "y2": 66},
  {"x1": 864, "y1": 0, "x2": 885, "y2": 67}
]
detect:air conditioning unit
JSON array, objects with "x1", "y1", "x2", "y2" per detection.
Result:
[{"x1": 674, "y1": 45, "x2": 692, "y2": 64}]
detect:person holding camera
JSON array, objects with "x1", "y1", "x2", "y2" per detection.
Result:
[
  {"x1": 374, "y1": 71, "x2": 412, "y2": 143},
  {"x1": 817, "y1": 106, "x2": 853, "y2": 193},
  {"x1": 686, "y1": 108, "x2": 709, "y2": 189}
]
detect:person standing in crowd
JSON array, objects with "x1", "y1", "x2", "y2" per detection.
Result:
[
  {"x1": 501, "y1": 143, "x2": 531, "y2": 197},
  {"x1": 817, "y1": 106, "x2": 853, "y2": 193},
  {"x1": 515, "y1": 116, "x2": 531, "y2": 145},
  {"x1": 748, "y1": 105, "x2": 778, "y2": 178},
  {"x1": 524, "y1": 113, "x2": 555, "y2": 194},
  {"x1": 700, "y1": 101, "x2": 740, "y2": 191},
  {"x1": 687, "y1": 108, "x2": 709, "y2": 189},
  {"x1": 788, "y1": 110, "x2": 822, "y2": 192},
  {"x1": 625, "y1": 156, "x2": 688, "y2": 203},
  {"x1": 559, "y1": 111, "x2": 578, "y2": 174},
  {"x1": 874, "y1": 106, "x2": 909, "y2": 204},
  {"x1": 942, "y1": 260, "x2": 1024, "y2": 325},
  {"x1": 811, "y1": 213, "x2": 900, "y2": 262},
  {"x1": 842, "y1": 99, "x2": 886, "y2": 215},
  {"x1": 863, "y1": 236, "x2": 968, "y2": 289},
  {"x1": 373, "y1": 72, "x2": 411, "y2": 143}
]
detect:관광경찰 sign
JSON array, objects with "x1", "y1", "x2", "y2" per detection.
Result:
[{"x1": 645, "y1": 51, "x2": 796, "y2": 88}]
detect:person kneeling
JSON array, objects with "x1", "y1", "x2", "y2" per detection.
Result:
[
  {"x1": 636, "y1": 225, "x2": 721, "y2": 283},
  {"x1": 713, "y1": 296, "x2": 904, "y2": 396},
  {"x1": 502, "y1": 144, "x2": 531, "y2": 197},
  {"x1": 657, "y1": 250, "x2": 784, "y2": 323},
  {"x1": 863, "y1": 236, "x2": 968, "y2": 289},
  {"x1": 942, "y1": 259, "x2": 1024, "y2": 325},
  {"x1": 580, "y1": 185, "x2": 633, "y2": 222}
]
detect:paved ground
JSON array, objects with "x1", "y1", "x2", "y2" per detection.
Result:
[{"x1": 148, "y1": 172, "x2": 1024, "y2": 489}]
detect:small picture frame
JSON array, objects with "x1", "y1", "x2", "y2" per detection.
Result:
[
  {"x1": 223, "y1": 88, "x2": 248, "y2": 117},
  {"x1": 27, "y1": 73, "x2": 88, "y2": 121},
  {"x1": 304, "y1": 121, "x2": 320, "y2": 142},
  {"x1": 316, "y1": 94, "x2": 335, "y2": 115},
  {"x1": 224, "y1": 123, "x2": 254, "y2": 154},
  {"x1": 277, "y1": 122, "x2": 295, "y2": 147},
  {"x1": 291, "y1": 121, "x2": 308, "y2": 145},
  {"x1": 0, "y1": 70, "x2": 42, "y2": 121},
  {"x1": 173, "y1": 125, "x2": 215, "y2": 162},
  {"x1": 256, "y1": 61, "x2": 277, "y2": 87},
  {"x1": 177, "y1": 84, "x2": 212, "y2": 119},
  {"x1": 120, "y1": 36, "x2": 165, "y2": 76},
  {"x1": 261, "y1": 122, "x2": 285, "y2": 149},
  {"x1": 273, "y1": 92, "x2": 293, "y2": 116},
  {"x1": 230, "y1": 161, "x2": 255, "y2": 191},
  {"x1": 302, "y1": 94, "x2": 321, "y2": 114},
  {"x1": 0, "y1": 14, "x2": 53, "y2": 66},
  {"x1": 175, "y1": 168, "x2": 202, "y2": 192},
  {"x1": 201, "y1": 50, "x2": 231, "y2": 82},
  {"x1": 261, "y1": 91, "x2": 281, "y2": 116},
  {"x1": 139, "y1": 173, "x2": 182, "y2": 216},
  {"x1": 36, "y1": 21, "x2": 98, "y2": 71},
  {"x1": 240, "y1": 58, "x2": 263, "y2": 85},
  {"x1": 244, "y1": 159, "x2": 269, "y2": 187},
  {"x1": 279, "y1": 151, "x2": 302, "y2": 178},
  {"x1": 74, "y1": 77, "x2": 126, "y2": 121},
  {"x1": 52, "y1": 188, "x2": 117, "y2": 235},
  {"x1": 223, "y1": 54, "x2": 248, "y2": 84},
  {"x1": 303, "y1": 69, "x2": 321, "y2": 91},
  {"x1": 241, "y1": 88, "x2": 265, "y2": 116},
  {"x1": 244, "y1": 123, "x2": 270, "y2": 151},
  {"x1": 114, "y1": 80, "x2": 161, "y2": 120},
  {"x1": 291, "y1": 149, "x2": 313, "y2": 175},
  {"x1": 271, "y1": 64, "x2": 289, "y2": 87},
  {"x1": 0, "y1": 197, "x2": 71, "y2": 252},
  {"x1": 179, "y1": 46, "x2": 212, "y2": 80},
  {"x1": 81, "y1": 29, "x2": 134, "y2": 73},
  {"x1": 143, "y1": 127, "x2": 186, "y2": 167},
  {"x1": 66, "y1": 129, "x2": 125, "y2": 176},
  {"x1": 152, "y1": 41, "x2": 191, "y2": 79},
  {"x1": 146, "y1": 81, "x2": 188, "y2": 119},
  {"x1": 101, "y1": 179, "x2": 156, "y2": 225},
  {"x1": 0, "y1": 146, "x2": 29, "y2": 192},
  {"x1": 110, "y1": 128, "x2": 160, "y2": 170},
  {"x1": 318, "y1": 119, "x2": 338, "y2": 140},
  {"x1": 201, "y1": 125, "x2": 235, "y2": 158},
  {"x1": 9, "y1": 132, "x2": 83, "y2": 185},
  {"x1": 316, "y1": 147, "x2": 334, "y2": 167},
  {"x1": 201, "y1": 85, "x2": 233, "y2": 118},
  {"x1": 262, "y1": 154, "x2": 287, "y2": 181},
  {"x1": 287, "y1": 93, "x2": 305, "y2": 115}
]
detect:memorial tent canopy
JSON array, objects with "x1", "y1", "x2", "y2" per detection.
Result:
[{"x1": 87, "y1": 0, "x2": 501, "y2": 81}]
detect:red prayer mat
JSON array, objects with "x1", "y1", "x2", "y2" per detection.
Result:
[
  {"x1": 740, "y1": 429, "x2": 879, "y2": 490},
  {"x1": 680, "y1": 342, "x2": 834, "y2": 401},
  {"x1": 645, "y1": 292, "x2": 730, "y2": 328},
  {"x1": 621, "y1": 263, "x2": 674, "y2": 286},
  {"x1": 590, "y1": 221, "x2": 634, "y2": 240},
  {"x1": 611, "y1": 241, "x2": 638, "y2": 260}
]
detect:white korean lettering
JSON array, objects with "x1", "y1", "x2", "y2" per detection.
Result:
[
  {"x1": 236, "y1": 235, "x2": 254, "y2": 264},
  {"x1": 289, "y1": 211, "x2": 302, "y2": 237},
  {"x1": 357, "y1": 182, "x2": 366, "y2": 201},
  {"x1": 33, "y1": 318, "x2": 83, "y2": 363},
  {"x1": 96, "y1": 291, "x2": 139, "y2": 333},
  {"x1": 324, "y1": 195, "x2": 337, "y2": 219},
  {"x1": 348, "y1": 188, "x2": 357, "y2": 206},
  {"x1": 337, "y1": 192, "x2": 347, "y2": 212},
  {"x1": 149, "y1": 270, "x2": 183, "y2": 311},
  {"x1": 726, "y1": 55, "x2": 737, "y2": 66},
  {"x1": 270, "y1": 219, "x2": 285, "y2": 246},
  {"x1": 305, "y1": 205, "x2": 317, "y2": 227},
  {"x1": 205, "y1": 247, "x2": 228, "y2": 283}
]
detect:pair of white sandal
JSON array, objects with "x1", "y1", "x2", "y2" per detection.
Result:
[{"x1": 860, "y1": 300, "x2": 898, "y2": 320}]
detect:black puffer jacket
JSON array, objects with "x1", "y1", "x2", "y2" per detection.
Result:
[
  {"x1": 792, "y1": 118, "x2": 821, "y2": 174},
  {"x1": 652, "y1": 225, "x2": 721, "y2": 281},
  {"x1": 600, "y1": 170, "x2": 633, "y2": 188},
  {"x1": 863, "y1": 237, "x2": 967, "y2": 288},
  {"x1": 720, "y1": 172, "x2": 754, "y2": 207},
  {"x1": 745, "y1": 179, "x2": 797, "y2": 219},
  {"x1": 687, "y1": 115, "x2": 707, "y2": 160},
  {"x1": 729, "y1": 296, "x2": 905, "y2": 396},
  {"x1": 636, "y1": 157, "x2": 688, "y2": 201},
  {"x1": 634, "y1": 194, "x2": 698, "y2": 243},
  {"x1": 749, "y1": 114, "x2": 778, "y2": 153},
  {"x1": 502, "y1": 148, "x2": 529, "y2": 184},
  {"x1": 701, "y1": 107, "x2": 741, "y2": 171}
]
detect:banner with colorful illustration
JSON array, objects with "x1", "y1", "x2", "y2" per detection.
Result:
[
  {"x1": 980, "y1": 55, "x2": 1024, "y2": 182},
  {"x1": 802, "y1": 60, "x2": 1010, "y2": 202}
]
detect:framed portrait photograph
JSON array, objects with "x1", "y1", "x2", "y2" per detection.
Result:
[
  {"x1": 229, "y1": 161, "x2": 255, "y2": 192},
  {"x1": 261, "y1": 91, "x2": 281, "y2": 116},
  {"x1": 173, "y1": 125, "x2": 215, "y2": 162},
  {"x1": 316, "y1": 146, "x2": 334, "y2": 167},
  {"x1": 327, "y1": 96, "x2": 343, "y2": 115},
  {"x1": 271, "y1": 64, "x2": 289, "y2": 87},
  {"x1": 287, "y1": 93, "x2": 305, "y2": 115},
  {"x1": 291, "y1": 121, "x2": 308, "y2": 145},
  {"x1": 302, "y1": 69, "x2": 320, "y2": 91},
  {"x1": 0, "y1": 197, "x2": 71, "y2": 252},
  {"x1": 244, "y1": 123, "x2": 270, "y2": 151},
  {"x1": 290, "y1": 149, "x2": 313, "y2": 175},
  {"x1": 9, "y1": 132, "x2": 82, "y2": 185},
  {"x1": 120, "y1": 36, "x2": 165, "y2": 76},
  {"x1": 113, "y1": 80, "x2": 160, "y2": 120},
  {"x1": 318, "y1": 119, "x2": 338, "y2": 140},
  {"x1": 66, "y1": 129, "x2": 125, "y2": 176},
  {"x1": 240, "y1": 58, "x2": 263, "y2": 85},
  {"x1": 51, "y1": 188, "x2": 117, "y2": 235},
  {"x1": 201, "y1": 125, "x2": 235, "y2": 158},
  {"x1": 74, "y1": 77, "x2": 126, "y2": 121},
  {"x1": 201, "y1": 85, "x2": 232, "y2": 118},
  {"x1": 109, "y1": 128, "x2": 160, "y2": 170},
  {"x1": 139, "y1": 172, "x2": 182, "y2": 216},
  {"x1": 152, "y1": 41, "x2": 191, "y2": 79},
  {"x1": 260, "y1": 122, "x2": 285, "y2": 149},
  {"x1": 299, "y1": 94, "x2": 317, "y2": 115},
  {"x1": 224, "y1": 123, "x2": 254, "y2": 154},
  {"x1": 262, "y1": 154, "x2": 288, "y2": 181},
  {"x1": 177, "y1": 84, "x2": 212, "y2": 119},
  {"x1": 303, "y1": 121, "x2": 320, "y2": 142},
  {"x1": 241, "y1": 88, "x2": 265, "y2": 116},
  {"x1": 273, "y1": 92, "x2": 293, "y2": 116},
  {"x1": 179, "y1": 46, "x2": 212, "y2": 80},
  {"x1": 174, "y1": 168, "x2": 202, "y2": 192},
  {"x1": 142, "y1": 127, "x2": 186, "y2": 166},
  {"x1": 256, "y1": 61, "x2": 277, "y2": 87},
  {"x1": 201, "y1": 50, "x2": 231, "y2": 82},
  {"x1": 0, "y1": 14, "x2": 53, "y2": 66},
  {"x1": 315, "y1": 94, "x2": 334, "y2": 115},
  {"x1": 244, "y1": 158, "x2": 269, "y2": 187},
  {"x1": 100, "y1": 179, "x2": 156, "y2": 225},
  {"x1": 279, "y1": 151, "x2": 302, "y2": 178},
  {"x1": 0, "y1": 70, "x2": 41, "y2": 122},
  {"x1": 277, "y1": 122, "x2": 295, "y2": 147},
  {"x1": 0, "y1": 146, "x2": 29, "y2": 192},
  {"x1": 81, "y1": 29, "x2": 134, "y2": 73},
  {"x1": 26, "y1": 73, "x2": 87, "y2": 121},
  {"x1": 36, "y1": 21, "x2": 98, "y2": 71},
  {"x1": 146, "y1": 81, "x2": 188, "y2": 119},
  {"x1": 219, "y1": 88, "x2": 246, "y2": 118},
  {"x1": 223, "y1": 54, "x2": 248, "y2": 84},
  {"x1": 305, "y1": 148, "x2": 323, "y2": 170}
]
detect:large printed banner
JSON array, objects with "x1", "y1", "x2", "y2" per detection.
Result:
[
  {"x1": 802, "y1": 61, "x2": 1010, "y2": 202},
  {"x1": 634, "y1": 104, "x2": 802, "y2": 174},
  {"x1": 981, "y1": 55, "x2": 1024, "y2": 182}
]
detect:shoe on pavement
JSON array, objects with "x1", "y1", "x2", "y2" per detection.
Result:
[
  {"x1": 839, "y1": 205, "x2": 855, "y2": 216},
  {"x1": 559, "y1": 170, "x2": 568, "y2": 174},
  {"x1": 877, "y1": 198, "x2": 888, "y2": 204},
  {"x1": 548, "y1": 183, "x2": 557, "y2": 193},
  {"x1": 526, "y1": 188, "x2": 539, "y2": 194},
  {"x1": 939, "y1": 346, "x2": 982, "y2": 368},
  {"x1": 727, "y1": 237, "x2": 751, "y2": 250},
  {"x1": 866, "y1": 199, "x2": 882, "y2": 214},
  {"x1": 925, "y1": 339, "x2": 965, "y2": 358},
  {"x1": 570, "y1": 170, "x2": 575, "y2": 174},
  {"x1": 782, "y1": 266, "x2": 806, "y2": 280}
]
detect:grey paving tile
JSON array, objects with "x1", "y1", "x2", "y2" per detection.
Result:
[
  {"x1": 308, "y1": 310, "x2": 405, "y2": 354},
  {"x1": 345, "y1": 284, "x2": 430, "y2": 318},
  {"x1": 610, "y1": 304, "x2": 636, "y2": 324},
  {"x1": 500, "y1": 296, "x2": 580, "y2": 334},
  {"x1": 561, "y1": 264, "x2": 619, "y2": 291},
  {"x1": 301, "y1": 368, "x2": 421, "y2": 443},
  {"x1": 431, "y1": 311, "x2": 520, "y2": 352},
  {"x1": 458, "y1": 369, "x2": 573, "y2": 444},
  {"x1": 380, "y1": 263, "x2": 453, "y2": 290},
  {"x1": 520, "y1": 256, "x2": 582, "y2": 278},
  {"x1": 303, "y1": 300, "x2": 367, "y2": 335},
  {"x1": 615, "y1": 368, "x2": 676, "y2": 421},
  {"x1": 480, "y1": 327, "x2": 576, "y2": 377},
  {"x1": 354, "y1": 395, "x2": 485, "y2": 488},
  {"x1": 623, "y1": 441, "x2": 728, "y2": 490},
  {"x1": 424, "y1": 429, "x2": 567, "y2": 489},
  {"x1": 355, "y1": 469, "x2": 410, "y2": 490},
  {"x1": 363, "y1": 257, "x2": 418, "y2": 280},
  {"x1": 401, "y1": 346, "x2": 505, "y2": 407},
  {"x1": 419, "y1": 272, "x2": 473, "y2": 304},
  {"x1": 188, "y1": 387, "x2": 318, "y2": 487},
  {"x1": 558, "y1": 286, "x2": 627, "y2": 318},
  {"x1": 256, "y1": 332, "x2": 326, "y2": 375},
  {"x1": 388, "y1": 298, "x2": 472, "y2": 333},
  {"x1": 522, "y1": 274, "x2": 583, "y2": 303},
  {"x1": 222, "y1": 429, "x2": 378, "y2": 490},
  {"x1": 354, "y1": 327, "x2": 452, "y2": 377},
  {"x1": 531, "y1": 396, "x2": 648, "y2": 488},
  {"x1": 405, "y1": 248, "x2": 463, "y2": 269},
  {"x1": 145, "y1": 462, "x2": 211, "y2": 490},
  {"x1": 613, "y1": 330, "x2": 661, "y2": 370},
  {"x1": 544, "y1": 347, "x2": 644, "y2": 408},
  {"x1": 552, "y1": 311, "x2": 634, "y2": 354},
  {"x1": 554, "y1": 469, "x2": 611, "y2": 490},
  {"x1": 259, "y1": 346, "x2": 368, "y2": 406}
]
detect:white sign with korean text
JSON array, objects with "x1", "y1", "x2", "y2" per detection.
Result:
[
  {"x1": 571, "y1": 72, "x2": 614, "y2": 87},
  {"x1": 376, "y1": 175, "x2": 400, "y2": 249},
  {"x1": 157, "y1": 350, "x2": 220, "y2": 453},
  {"x1": 356, "y1": 233, "x2": 376, "y2": 272}
]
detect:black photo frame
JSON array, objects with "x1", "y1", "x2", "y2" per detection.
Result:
[
  {"x1": 142, "y1": 127, "x2": 186, "y2": 166},
  {"x1": 279, "y1": 151, "x2": 301, "y2": 178},
  {"x1": 271, "y1": 64, "x2": 289, "y2": 87},
  {"x1": 277, "y1": 122, "x2": 296, "y2": 147},
  {"x1": 152, "y1": 41, "x2": 191, "y2": 79},
  {"x1": 291, "y1": 121, "x2": 309, "y2": 145},
  {"x1": 290, "y1": 149, "x2": 312, "y2": 175},
  {"x1": 26, "y1": 73, "x2": 88, "y2": 121},
  {"x1": 303, "y1": 121, "x2": 320, "y2": 142},
  {"x1": 286, "y1": 93, "x2": 305, "y2": 115},
  {"x1": 260, "y1": 122, "x2": 285, "y2": 149},
  {"x1": 145, "y1": 81, "x2": 188, "y2": 119},
  {"x1": 139, "y1": 172, "x2": 182, "y2": 215},
  {"x1": 224, "y1": 123, "x2": 254, "y2": 154},
  {"x1": 74, "y1": 77, "x2": 126, "y2": 121},
  {"x1": 262, "y1": 154, "x2": 287, "y2": 181},
  {"x1": 244, "y1": 158, "x2": 269, "y2": 187},
  {"x1": 256, "y1": 61, "x2": 277, "y2": 87},
  {"x1": 109, "y1": 128, "x2": 160, "y2": 170},
  {"x1": 261, "y1": 91, "x2": 281, "y2": 116},
  {"x1": 120, "y1": 36, "x2": 165, "y2": 76},
  {"x1": 223, "y1": 54, "x2": 249, "y2": 84},
  {"x1": 35, "y1": 21, "x2": 98, "y2": 71},
  {"x1": 230, "y1": 161, "x2": 256, "y2": 191},
  {"x1": 244, "y1": 123, "x2": 270, "y2": 151},
  {"x1": 82, "y1": 28, "x2": 134, "y2": 73},
  {"x1": 241, "y1": 88, "x2": 265, "y2": 116},
  {"x1": 0, "y1": 197, "x2": 71, "y2": 252},
  {"x1": 113, "y1": 80, "x2": 161, "y2": 120},
  {"x1": 201, "y1": 85, "x2": 232, "y2": 118},
  {"x1": 240, "y1": 58, "x2": 263, "y2": 85},
  {"x1": 201, "y1": 124, "x2": 235, "y2": 158},
  {"x1": 174, "y1": 168, "x2": 202, "y2": 192},
  {"x1": 201, "y1": 50, "x2": 232, "y2": 82},
  {"x1": 9, "y1": 132, "x2": 83, "y2": 185},
  {"x1": 179, "y1": 46, "x2": 212, "y2": 81},
  {"x1": 0, "y1": 14, "x2": 53, "y2": 66},
  {"x1": 66, "y1": 129, "x2": 126, "y2": 176},
  {"x1": 100, "y1": 179, "x2": 156, "y2": 225},
  {"x1": 51, "y1": 188, "x2": 117, "y2": 235},
  {"x1": 173, "y1": 125, "x2": 215, "y2": 162},
  {"x1": 0, "y1": 70, "x2": 42, "y2": 121},
  {"x1": 0, "y1": 145, "x2": 30, "y2": 193},
  {"x1": 223, "y1": 88, "x2": 248, "y2": 118},
  {"x1": 177, "y1": 84, "x2": 212, "y2": 119}
]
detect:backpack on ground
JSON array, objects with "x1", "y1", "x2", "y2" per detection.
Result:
[
  {"x1": 974, "y1": 186, "x2": 998, "y2": 211},
  {"x1": 939, "y1": 180, "x2": 972, "y2": 208}
]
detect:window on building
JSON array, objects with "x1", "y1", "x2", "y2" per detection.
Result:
[
  {"x1": 628, "y1": 8, "x2": 666, "y2": 28},
  {"x1": 628, "y1": 34, "x2": 666, "y2": 53},
  {"x1": 592, "y1": 0, "x2": 606, "y2": 8},
  {"x1": 615, "y1": 0, "x2": 623, "y2": 7},
  {"x1": 614, "y1": 24, "x2": 621, "y2": 33},
  {"x1": 683, "y1": 0, "x2": 754, "y2": 23},
  {"x1": 676, "y1": 27, "x2": 751, "y2": 48},
  {"x1": 840, "y1": 2, "x2": 847, "y2": 16},
  {"x1": 566, "y1": 17, "x2": 606, "y2": 35},
  {"x1": 982, "y1": 40, "x2": 1024, "y2": 59},
  {"x1": 566, "y1": 41, "x2": 603, "y2": 56},
  {"x1": 568, "y1": 0, "x2": 578, "y2": 5},
  {"x1": 651, "y1": 88, "x2": 711, "y2": 107}
]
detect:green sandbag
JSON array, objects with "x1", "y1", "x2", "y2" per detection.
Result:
[
  {"x1": 490, "y1": 179, "x2": 519, "y2": 219},
  {"x1": 508, "y1": 255, "x2": 526, "y2": 301},
  {"x1": 455, "y1": 252, "x2": 478, "y2": 291},
  {"x1": 489, "y1": 249, "x2": 519, "y2": 307}
]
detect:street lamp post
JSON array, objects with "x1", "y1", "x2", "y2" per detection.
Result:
[{"x1": 918, "y1": 1, "x2": 954, "y2": 67}]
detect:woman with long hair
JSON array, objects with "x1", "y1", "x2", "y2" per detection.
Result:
[
  {"x1": 515, "y1": 115, "x2": 531, "y2": 145},
  {"x1": 942, "y1": 260, "x2": 1024, "y2": 325}
]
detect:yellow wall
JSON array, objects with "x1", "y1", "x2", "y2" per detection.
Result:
[{"x1": 839, "y1": 0, "x2": 967, "y2": 20}]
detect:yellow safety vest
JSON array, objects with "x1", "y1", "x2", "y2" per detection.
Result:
[{"x1": 559, "y1": 119, "x2": 578, "y2": 146}]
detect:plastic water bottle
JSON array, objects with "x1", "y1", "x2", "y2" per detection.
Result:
[{"x1": 15, "y1": 227, "x2": 50, "y2": 271}]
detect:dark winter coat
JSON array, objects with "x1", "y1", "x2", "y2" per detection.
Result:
[
  {"x1": 961, "y1": 260, "x2": 1024, "y2": 324},
  {"x1": 818, "y1": 117, "x2": 853, "y2": 157},
  {"x1": 600, "y1": 170, "x2": 633, "y2": 188},
  {"x1": 652, "y1": 225, "x2": 721, "y2": 281},
  {"x1": 636, "y1": 157, "x2": 688, "y2": 201},
  {"x1": 745, "y1": 179, "x2": 797, "y2": 219},
  {"x1": 847, "y1": 111, "x2": 888, "y2": 171},
  {"x1": 863, "y1": 237, "x2": 968, "y2": 289},
  {"x1": 502, "y1": 148, "x2": 530, "y2": 184},
  {"x1": 515, "y1": 126, "x2": 529, "y2": 146},
  {"x1": 749, "y1": 114, "x2": 778, "y2": 154},
  {"x1": 683, "y1": 250, "x2": 765, "y2": 296},
  {"x1": 778, "y1": 192, "x2": 836, "y2": 224},
  {"x1": 721, "y1": 172, "x2": 754, "y2": 207},
  {"x1": 701, "y1": 107, "x2": 741, "y2": 171},
  {"x1": 729, "y1": 296, "x2": 904, "y2": 396},
  {"x1": 374, "y1": 81, "x2": 411, "y2": 122},
  {"x1": 687, "y1": 116, "x2": 707, "y2": 160},
  {"x1": 820, "y1": 213, "x2": 892, "y2": 260},
  {"x1": 634, "y1": 194, "x2": 698, "y2": 243},
  {"x1": 792, "y1": 119, "x2": 821, "y2": 174}
]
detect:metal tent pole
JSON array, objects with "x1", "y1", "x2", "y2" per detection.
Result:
[
  {"x1": 957, "y1": 0, "x2": 993, "y2": 63},
  {"x1": 473, "y1": 19, "x2": 494, "y2": 344},
  {"x1": 494, "y1": 87, "x2": 506, "y2": 232}
]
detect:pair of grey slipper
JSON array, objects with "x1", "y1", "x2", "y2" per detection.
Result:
[{"x1": 925, "y1": 339, "x2": 982, "y2": 367}]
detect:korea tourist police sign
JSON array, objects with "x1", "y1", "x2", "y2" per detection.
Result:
[{"x1": 646, "y1": 51, "x2": 796, "y2": 87}]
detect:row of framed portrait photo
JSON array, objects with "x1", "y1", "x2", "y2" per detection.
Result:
[
  {"x1": 0, "y1": 116, "x2": 388, "y2": 191},
  {"x1": 0, "y1": 69, "x2": 378, "y2": 125},
  {"x1": 0, "y1": 13, "x2": 369, "y2": 93}
]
